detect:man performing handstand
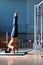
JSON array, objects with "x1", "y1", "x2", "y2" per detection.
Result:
[{"x1": 5, "y1": 11, "x2": 18, "y2": 53}]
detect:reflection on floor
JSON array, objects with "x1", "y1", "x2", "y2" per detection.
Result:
[{"x1": 0, "y1": 49, "x2": 43, "y2": 65}]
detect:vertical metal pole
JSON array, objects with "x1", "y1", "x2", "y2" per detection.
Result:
[
  {"x1": 34, "y1": 5, "x2": 37, "y2": 49},
  {"x1": 41, "y1": 6, "x2": 42, "y2": 49},
  {"x1": 37, "y1": 6, "x2": 39, "y2": 42},
  {"x1": 37, "y1": 6, "x2": 40, "y2": 44},
  {"x1": 34, "y1": 5, "x2": 37, "y2": 43}
]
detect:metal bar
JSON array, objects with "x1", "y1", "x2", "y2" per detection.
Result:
[
  {"x1": 34, "y1": 5, "x2": 37, "y2": 43},
  {"x1": 37, "y1": 1, "x2": 43, "y2": 7}
]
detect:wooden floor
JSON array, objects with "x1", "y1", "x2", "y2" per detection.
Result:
[{"x1": 0, "y1": 50, "x2": 43, "y2": 65}]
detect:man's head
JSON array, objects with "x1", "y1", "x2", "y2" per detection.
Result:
[{"x1": 5, "y1": 46, "x2": 11, "y2": 53}]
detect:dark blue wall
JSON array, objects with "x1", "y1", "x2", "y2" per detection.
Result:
[
  {"x1": 0, "y1": 0, "x2": 27, "y2": 32},
  {"x1": 0, "y1": 0, "x2": 42, "y2": 40}
]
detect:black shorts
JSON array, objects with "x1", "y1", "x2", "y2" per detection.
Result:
[{"x1": 11, "y1": 28, "x2": 18, "y2": 38}]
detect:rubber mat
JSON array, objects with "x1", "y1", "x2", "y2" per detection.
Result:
[{"x1": 0, "y1": 50, "x2": 28, "y2": 56}]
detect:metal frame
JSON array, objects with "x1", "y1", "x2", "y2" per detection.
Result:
[{"x1": 34, "y1": 0, "x2": 43, "y2": 50}]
